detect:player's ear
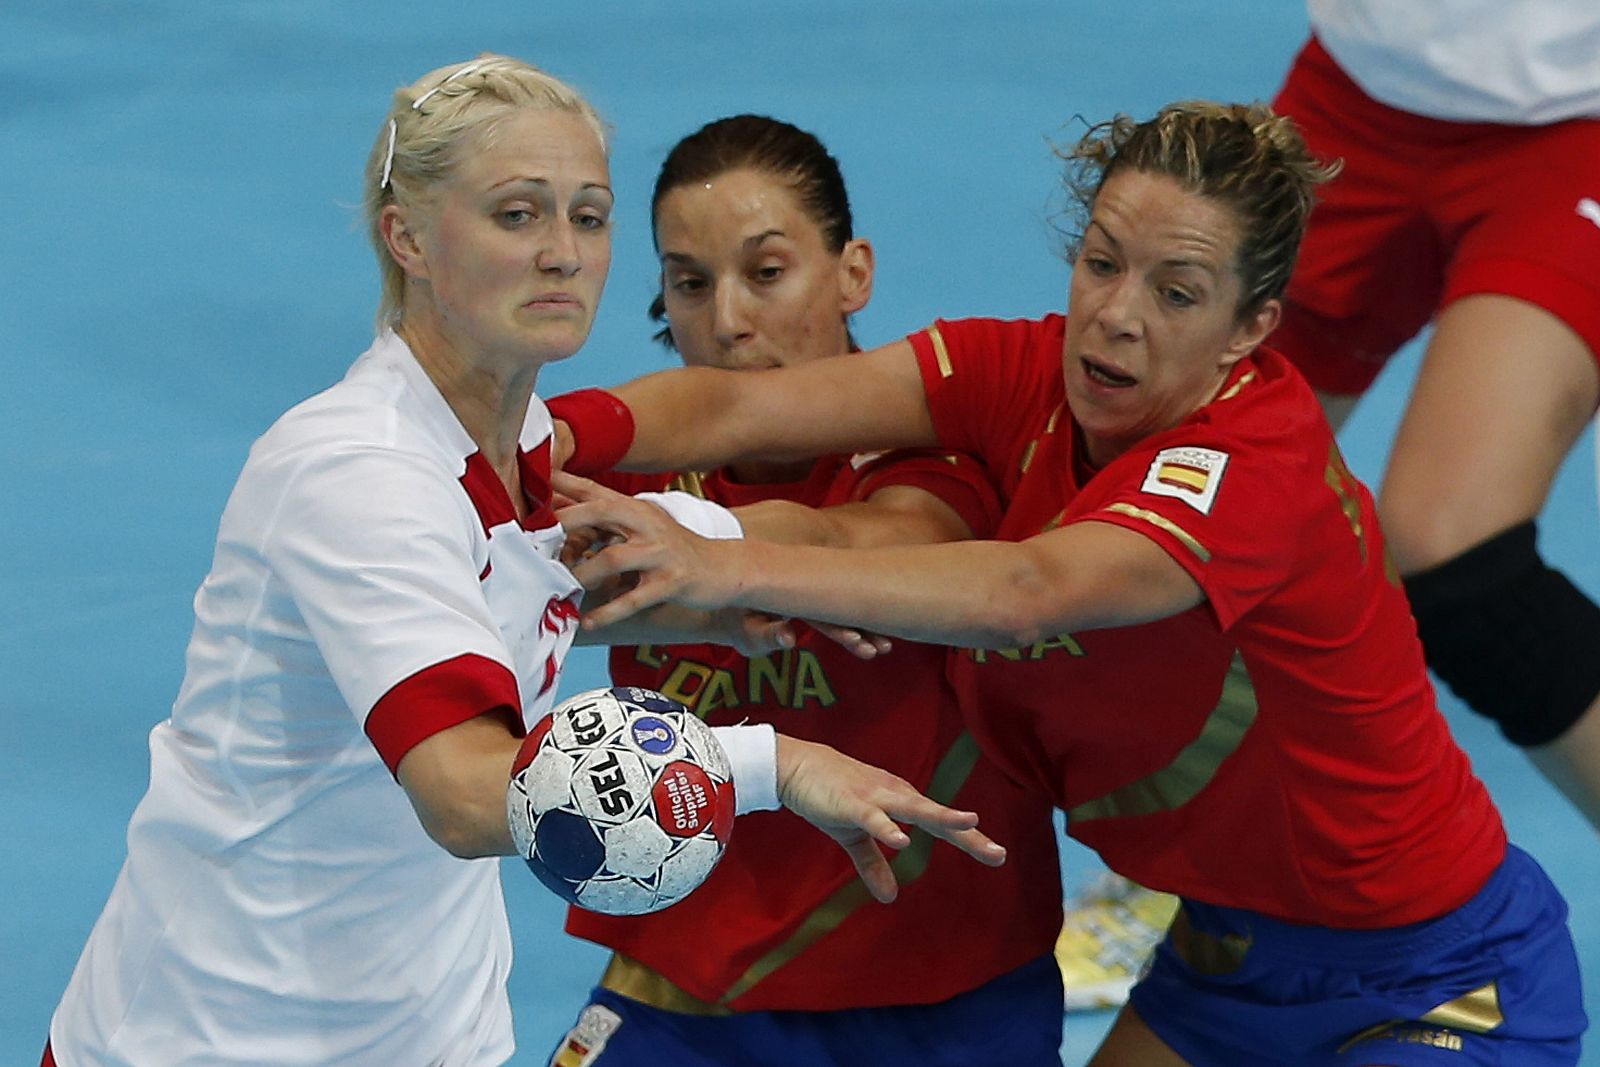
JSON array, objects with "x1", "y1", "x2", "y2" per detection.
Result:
[
  {"x1": 1222, "y1": 296, "x2": 1280, "y2": 368},
  {"x1": 381, "y1": 204, "x2": 430, "y2": 281},
  {"x1": 838, "y1": 238, "x2": 874, "y2": 317}
]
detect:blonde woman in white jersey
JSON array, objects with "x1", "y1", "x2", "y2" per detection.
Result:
[
  {"x1": 1269, "y1": 1, "x2": 1600, "y2": 825},
  {"x1": 40, "y1": 54, "x2": 1002, "y2": 1067}
]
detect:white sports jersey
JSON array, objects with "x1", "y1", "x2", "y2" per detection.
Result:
[
  {"x1": 1309, "y1": 0, "x2": 1600, "y2": 123},
  {"x1": 51, "y1": 330, "x2": 583, "y2": 1066}
]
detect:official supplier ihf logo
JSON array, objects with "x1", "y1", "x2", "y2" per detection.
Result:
[{"x1": 630, "y1": 716, "x2": 677, "y2": 755}]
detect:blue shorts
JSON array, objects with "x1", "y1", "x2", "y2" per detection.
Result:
[
  {"x1": 544, "y1": 953, "x2": 1064, "y2": 1067},
  {"x1": 1128, "y1": 845, "x2": 1585, "y2": 1065}
]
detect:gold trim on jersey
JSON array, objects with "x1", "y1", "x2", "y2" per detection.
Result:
[
  {"x1": 1065, "y1": 650, "x2": 1257, "y2": 823},
  {"x1": 1101, "y1": 502, "x2": 1211, "y2": 563},
  {"x1": 927, "y1": 324, "x2": 955, "y2": 378},
  {"x1": 715, "y1": 731, "x2": 984, "y2": 1004},
  {"x1": 667, "y1": 470, "x2": 710, "y2": 499},
  {"x1": 1384, "y1": 545, "x2": 1402, "y2": 587},
  {"x1": 1323, "y1": 443, "x2": 1368, "y2": 565},
  {"x1": 600, "y1": 952, "x2": 732, "y2": 1016},
  {"x1": 1164, "y1": 904, "x2": 1251, "y2": 975},
  {"x1": 1214, "y1": 369, "x2": 1257, "y2": 403},
  {"x1": 1019, "y1": 439, "x2": 1038, "y2": 475},
  {"x1": 1019, "y1": 404, "x2": 1064, "y2": 477}
]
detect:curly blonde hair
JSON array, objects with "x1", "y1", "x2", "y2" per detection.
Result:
[
  {"x1": 361, "y1": 53, "x2": 609, "y2": 331},
  {"x1": 1060, "y1": 101, "x2": 1341, "y2": 318}
]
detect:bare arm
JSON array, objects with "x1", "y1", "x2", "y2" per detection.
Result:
[
  {"x1": 600, "y1": 340, "x2": 938, "y2": 471},
  {"x1": 567, "y1": 479, "x2": 979, "y2": 656},
  {"x1": 734, "y1": 483, "x2": 976, "y2": 549},
  {"x1": 397, "y1": 711, "x2": 523, "y2": 858},
  {"x1": 392, "y1": 705, "x2": 1006, "y2": 899},
  {"x1": 722, "y1": 522, "x2": 1204, "y2": 646},
  {"x1": 558, "y1": 473, "x2": 1204, "y2": 648}
]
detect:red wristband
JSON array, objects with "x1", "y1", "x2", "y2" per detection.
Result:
[{"x1": 546, "y1": 388, "x2": 636, "y2": 475}]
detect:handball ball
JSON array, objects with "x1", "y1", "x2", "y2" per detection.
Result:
[{"x1": 507, "y1": 686, "x2": 736, "y2": 915}]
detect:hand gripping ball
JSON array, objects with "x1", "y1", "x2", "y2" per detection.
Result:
[{"x1": 507, "y1": 687, "x2": 736, "y2": 915}]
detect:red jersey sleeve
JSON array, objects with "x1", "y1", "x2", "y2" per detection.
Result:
[
  {"x1": 844, "y1": 449, "x2": 1003, "y2": 538},
  {"x1": 906, "y1": 316, "x2": 1067, "y2": 498},
  {"x1": 365, "y1": 653, "x2": 522, "y2": 775}
]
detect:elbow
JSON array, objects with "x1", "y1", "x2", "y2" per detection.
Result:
[
  {"x1": 428, "y1": 825, "x2": 502, "y2": 857},
  {"x1": 971, "y1": 573, "x2": 1063, "y2": 650},
  {"x1": 413, "y1": 793, "x2": 513, "y2": 860},
  {"x1": 434, "y1": 826, "x2": 491, "y2": 860},
  {"x1": 969, "y1": 604, "x2": 1055, "y2": 651}
]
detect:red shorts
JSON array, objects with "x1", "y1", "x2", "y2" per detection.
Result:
[
  {"x1": 41, "y1": 1042, "x2": 56, "y2": 1067},
  {"x1": 1270, "y1": 36, "x2": 1600, "y2": 396}
]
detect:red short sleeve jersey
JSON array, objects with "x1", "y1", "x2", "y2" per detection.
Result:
[
  {"x1": 908, "y1": 315, "x2": 1506, "y2": 929},
  {"x1": 565, "y1": 451, "x2": 1063, "y2": 1011}
]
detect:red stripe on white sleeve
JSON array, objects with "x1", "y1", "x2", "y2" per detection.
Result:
[{"x1": 365, "y1": 653, "x2": 524, "y2": 776}]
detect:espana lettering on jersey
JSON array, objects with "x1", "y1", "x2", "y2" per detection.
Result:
[
  {"x1": 632, "y1": 647, "x2": 839, "y2": 713},
  {"x1": 964, "y1": 633, "x2": 1085, "y2": 663}
]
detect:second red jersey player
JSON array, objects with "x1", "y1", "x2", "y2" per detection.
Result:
[{"x1": 566, "y1": 449, "x2": 1064, "y2": 1010}]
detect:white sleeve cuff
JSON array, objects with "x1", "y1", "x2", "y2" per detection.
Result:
[
  {"x1": 711, "y1": 724, "x2": 779, "y2": 814},
  {"x1": 633, "y1": 491, "x2": 744, "y2": 540}
]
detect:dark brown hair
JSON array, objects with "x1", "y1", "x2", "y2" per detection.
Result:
[{"x1": 647, "y1": 115, "x2": 854, "y2": 347}]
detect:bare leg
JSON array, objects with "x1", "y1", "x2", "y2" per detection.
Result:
[
  {"x1": 1086, "y1": 1003, "x2": 1190, "y2": 1066},
  {"x1": 1379, "y1": 294, "x2": 1600, "y2": 826},
  {"x1": 1527, "y1": 706, "x2": 1600, "y2": 828}
]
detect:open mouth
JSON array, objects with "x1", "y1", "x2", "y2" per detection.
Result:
[{"x1": 1082, "y1": 356, "x2": 1137, "y2": 388}]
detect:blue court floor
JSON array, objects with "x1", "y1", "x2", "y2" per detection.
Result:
[{"x1": 3, "y1": 3, "x2": 1594, "y2": 1063}]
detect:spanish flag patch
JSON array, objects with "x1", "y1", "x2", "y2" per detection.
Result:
[
  {"x1": 553, "y1": 1003, "x2": 622, "y2": 1066},
  {"x1": 1140, "y1": 446, "x2": 1229, "y2": 514}
]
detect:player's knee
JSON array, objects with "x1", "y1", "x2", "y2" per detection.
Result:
[{"x1": 1402, "y1": 521, "x2": 1600, "y2": 747}]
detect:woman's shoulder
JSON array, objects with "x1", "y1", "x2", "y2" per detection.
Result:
[
  {"x1": 1198, "y1": 348, "x2": 1328, "y2": 449},
  {"x1": 916, "y1": 312, "x2": 1065, "y2": 399},
  {"x1": 254, "y1": 335, "x2": 462, "y2": 467},
  {"x1": 926, "y1": 312, "x2": 1064, "y2": 356},
  {"x1": 1104, "y1": 349, "x2": 1332, "y2": 509}
]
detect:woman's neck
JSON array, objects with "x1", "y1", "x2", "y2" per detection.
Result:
[
  {"x1": 398, "y1": 319, "x2": 538, "y2": 510},
  {"x1": 1077, "y1": 363, "x2": 1239, "y2": 471}
]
